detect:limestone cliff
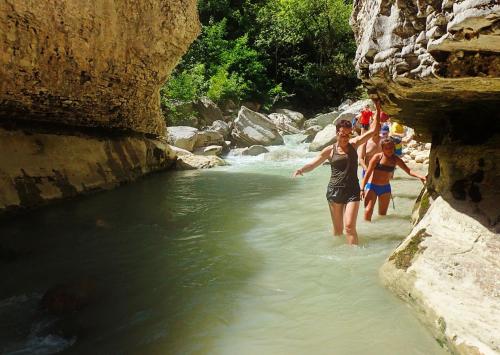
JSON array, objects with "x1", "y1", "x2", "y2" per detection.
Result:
[
  {"x1": 0, "y1": 0, "x2": 200, "y2": 213},
  {"x1": 351, "y1": 0, "x2": 499, "y2": 353}
]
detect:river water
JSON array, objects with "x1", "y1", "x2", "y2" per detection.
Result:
[{"x1": 0, "y1": 135, "x2": 445, "y2": 354}]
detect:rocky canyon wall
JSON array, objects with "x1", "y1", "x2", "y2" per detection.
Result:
[
  {"x1": 0, "y1": 0, "x2": 200, "y2": 213},
  {"x1": 351, "y1": 0, "x2": 499, "y2": 353}
]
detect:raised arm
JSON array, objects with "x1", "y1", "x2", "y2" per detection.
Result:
[
  {"x1": 358, "y1": 143, "x2": 368, "y2": 171},
  {"x1": 292, "y1": 145, "x2": 333, "y2": 177},
  {"x1": 395, "y1": 156, "x2": 427, "y2": 184},
  {"x1": 350, "y1": 99, "x2": 381, "y2": 148}
]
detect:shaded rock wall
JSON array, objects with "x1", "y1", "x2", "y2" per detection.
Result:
[
  {"x1": 350, "y1": 0, "x2": 500, "y2": 138},
  {"x1": 0, "y1": 0, "x2": 199, "y2": 135},
  {"x1": 0, "y1": 126, "x2": 176, "y2": 213},
  {"x1": 0, "y1": 0, "x2": 200, "y2": 213},
  {"x1": 351, "y1": 0, "x2": 499, "y2": 353}
]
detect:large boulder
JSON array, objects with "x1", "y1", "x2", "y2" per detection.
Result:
[
  {"x1": 313, "y1": 111, "x2": 340, "y2": 128},
  {"x1": 380, "y1": 197, "x2": 499, "y2": 355},
  {"x1": 194, "y1": 130, "x2": 225, "y2": 149},
  {"x1": 303, "y1": 125, "x2": 323, "y2": 143},
  {"x1": 241, "y1": 145, "x2": 269, "y2": 156},
  {"x1": 350, "y1": 0, "x2": 500, "y2": 138},
  {"x1": 209, "y1": 120, "x2": 231, "y2": 140},
  {"x1": 308, "y1": 124, "x2": 337, "y2": 152},
  {"x1": 232, "y1": 106, "x2": 284, "y2": 147},
  {"x1": 176, "y1": 155, "x2": 226, "y2": 170},
  {"x1": 193, "y1": 145, "x2": 224, "y2": 156},
  {"x1": 0, "y1": 0, "x2": 200, "y2": 214},
  {"x1": 0, "y1": 1, "x2": 200, "y2": 136},
  {"x1": 194, "y1": 97, "x2": 224, "y2": 126},
  {"x1": 268, "y1": 113, "x2": 301, "y2": 134},
  {"x1": 275, "y1": 109, "x2": 305, "y2": 128},
  {"x1": 166, "y1": 126, "x2": 199, "y2": 152}
]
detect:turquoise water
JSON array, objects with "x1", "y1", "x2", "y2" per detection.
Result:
[{"x1": 0, "y1": 136, "x2": 445, "y2": 354}]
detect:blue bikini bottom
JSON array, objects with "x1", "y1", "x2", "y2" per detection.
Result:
[{"x1": 365, "y1": 182, "x2": 391, "y2": 196}]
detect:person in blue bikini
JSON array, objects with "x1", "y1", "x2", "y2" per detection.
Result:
[{"x1": 360, "y1": 138, "x2": 426, "y2": 221}]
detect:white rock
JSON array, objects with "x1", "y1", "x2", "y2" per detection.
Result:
[
  {"x1": 176, "y1": 155, "x2": 226, "y2": 170},
  {"x1": 424, "y1": 143, "x2": 432, "y2": 150},
  {"x1": 275, "y1": 108, "x2": 305, "y2": 128},
  {"x1": 268, "y1": 113, "x2": 302, "y2": 134},
  {"x1": 193, "y1": 145, "x2": 223, "y2": 156},
  {"x1": 166, "y1": 126, "x2": 199, "y2": 152},
  {"x1": 195, "y1": 130, "x2": 225, "y2": 149},
  {"x1": 241, "y1": 145, "x2": 269, "y2": 156},
  {"x1": 415, "y1": 151, "x2": 430, "y2": 163},
  {"x1": 309, "y1": 124, "x2": 337, "y2": 152},
  {"x1": 380, "y1": 197, "x2": 500, "y2": 355},
  {"x1": 314, "y1": 111, "x2": 340, "y2": 128},
  {"x1": 232, "y1": 106, "x2": 284, "y2": 147}
]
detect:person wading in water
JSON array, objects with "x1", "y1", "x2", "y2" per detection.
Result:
[
  {"x1": 360, "y1": 138, "x2": 426, "y2": 221},
  {"x1": 292, "y1": 98, "x2": 381, "y2": 245}
]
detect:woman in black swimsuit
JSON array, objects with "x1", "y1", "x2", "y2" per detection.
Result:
[
  {"x1": 292, "y1": 99, "x2": 381, "y2": 245},
  {"x1": 360, "y1": 138, "x2": 426, "y2": 221}
]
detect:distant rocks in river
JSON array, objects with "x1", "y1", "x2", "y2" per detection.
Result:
[
  {"x1": 241, "y1": 145, "x2": 269, "y2": 156},
  {"x1": 231, "y1": 106, "x2": 284, "y2": 147},
  {"x1": 166, "y1": 99, "x2": 393, "y2": 169}
]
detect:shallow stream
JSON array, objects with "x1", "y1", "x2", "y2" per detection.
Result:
[{"x1": 0, "y1": 135, "x2": 445, "y2": 354}]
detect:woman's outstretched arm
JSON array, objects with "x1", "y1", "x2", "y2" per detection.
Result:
[
  {"x1": 292, "y1": 145, "x2": 332, "y2": 177},
  {"x1": 395, "y1": 156, "x2": 427, "y2": 183}
]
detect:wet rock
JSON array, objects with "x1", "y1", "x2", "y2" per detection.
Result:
[
  {"x1": 176, "y1": 155, "x2": 226, "y2": 170},
  {"x1": 193, "y1": 145, "x2": 223, "y2": 156},
  {"x1": 241, "y1": 145, "x2": 269, "y2": 156},
  {"x1": 41, "y1": 278, "x2": 97, "y2": 315},
  {"x1": 303, "y1": 125, "x2": 323, "y2": 143}
]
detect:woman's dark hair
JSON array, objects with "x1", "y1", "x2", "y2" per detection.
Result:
[
  {"x1": 381, "y1": 138, "x2": 395, "y2": 148},
  {"x1": 335, "y1": 120, "x2": 352, "y2": 131}
]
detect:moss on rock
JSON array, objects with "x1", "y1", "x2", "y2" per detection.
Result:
[{"x1": 388, "y1": 228, "x2": 431, "y2": 270}]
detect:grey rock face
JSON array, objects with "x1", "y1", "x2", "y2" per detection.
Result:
[
  {"x1": 350, "y1": 0, "x2": 500, "y2": 138},
  {"x1": 232, "y1": 106, "x2": 284, "y2": 147},
  {"x1": 194, "y1": 97, "x2": 224, "y2": 126},
  {"x1": 308, "y1": 124, "x2": 337, "y2": 152}
]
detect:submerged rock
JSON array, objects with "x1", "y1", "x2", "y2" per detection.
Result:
[
  {"x1": 241, "y1": 145, "x2": 269, "y2": 156},
  {"x1": 176, "y1": 155, "x2": 226, "y2": 170}
]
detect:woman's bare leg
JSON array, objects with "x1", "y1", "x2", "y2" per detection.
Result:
[
  {"x1": 363, "y1": 190, "x2": 377, "y2": 221},
  {"x1": 378, "y1": 193, "x2": 391, "y2": 215},
  {"x1": 344, "y1": 201, "x2": 360, "y2": 245},
  {"x1": 328, "y1": 202, "x2": 344, "y2": 236}
]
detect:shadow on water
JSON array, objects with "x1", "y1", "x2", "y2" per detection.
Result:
[{"x1": 0, "y1": 169, "x2": 295, "y2": 354}]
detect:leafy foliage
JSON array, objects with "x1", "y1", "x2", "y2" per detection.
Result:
[{"x1": 161, "y1": 0, "x2": 360, "y2": 116}]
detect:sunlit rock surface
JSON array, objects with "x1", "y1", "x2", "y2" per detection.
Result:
[
  {"x1": 350, "y1": 0, "x2": 500, "y2": 138},
  {"x1": 351, "y1": 0, "x2": 500, "y2": 353},
  {"x1": 0, "y1": 0, "x2": 200, "y2": 213}
]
